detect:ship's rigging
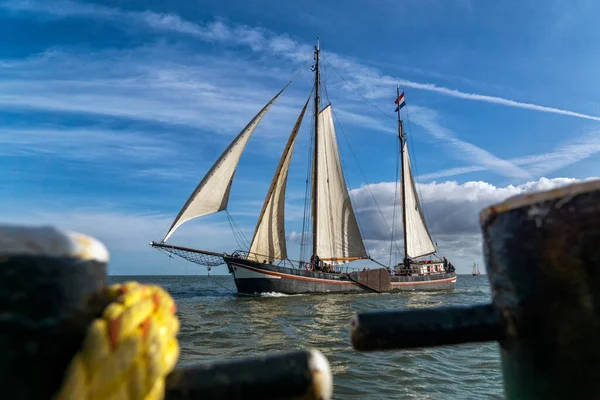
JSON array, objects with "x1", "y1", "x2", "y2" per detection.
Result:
[{"x1": 151, "y1": 39, "x2": 440, "y2": 271}]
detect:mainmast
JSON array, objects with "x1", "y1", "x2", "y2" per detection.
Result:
[
  {"x1": 311, "y1": 38, "x2": 321, "y2": 262},
  {"x1": 397, "y1": 84, "x2": 409, "y2": 262}
]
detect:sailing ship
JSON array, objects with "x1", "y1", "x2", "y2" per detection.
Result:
[
  {"x1": 472, "y1": 263, "x2": 481, "y2": 276},
  {"x1": 150, "y1": 40, "x2": 457, "y2": 294}
]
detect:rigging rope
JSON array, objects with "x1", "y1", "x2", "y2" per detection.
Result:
[
  {"x1": 300, "y1": 86, "x2": 316, "y2": 263},
  {"x1": 320, "y1": 54, "x2": 435, "y2": 259},
  {"x1": 53, "y1": 282, "x2": 179, "y2": 400},
  {"x1": 389, "y1": 137, "x2": 401, "y2": 268},
  {"x1": 328, "y1": 103, "x2": 403, "y2": 259},
  {"x1": 321, "y1": 55, "x2": 395, "y2": 121},
  {"x1": 328, "y1": 101, "x2": 403, "y2": 258},
  {"x1": 226, "y1": 211, "x2": 250, "y2": 250},
  {"x1": 403, "y1": 104, "x2": 439, "y2": 252}
]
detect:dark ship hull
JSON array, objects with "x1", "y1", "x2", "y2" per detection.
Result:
[{"x1": 225, "y1": 256, "x2": 457, "y2": 295}]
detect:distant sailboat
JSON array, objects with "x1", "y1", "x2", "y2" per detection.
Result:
[
  {"x1": 472, "y1": 263, "x2": 481, "y2": 276},
  {"x1": 150, "y1": 40, "x2": 457, "y2": 294}
]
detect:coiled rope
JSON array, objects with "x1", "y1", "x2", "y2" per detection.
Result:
[{"x1": 53, "y1": 282, "x2": 180, "y2": 400}]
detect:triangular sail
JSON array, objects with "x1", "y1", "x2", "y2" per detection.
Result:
[
  {"x1": 163, "y1": 86, "x2": 288, "y2": 242},
  {"x1": 248, "y1": 93, "x2": 311, "y2": 262},
  {"x1": 402, "y1": 142, "x2": 436, "y2": 258},
  {"x1": 315, "y1": 105, "x2": 368, "y2": 263}
]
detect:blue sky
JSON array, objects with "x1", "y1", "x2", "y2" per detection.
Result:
[{"x1": 1, "y1": 0, "x2": 599, "y2": 274}]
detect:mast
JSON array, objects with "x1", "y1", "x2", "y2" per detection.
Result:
[
  {"x1": 397, "y1": 84, "x2": 409, "y2": 262},
  {"x1": 311, "y1": 38, "x2": 321, "y2": 261}
]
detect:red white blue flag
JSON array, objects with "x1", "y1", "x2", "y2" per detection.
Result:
[{"x1": 394, "y1": 91, "x2": 406, "y2": 112}]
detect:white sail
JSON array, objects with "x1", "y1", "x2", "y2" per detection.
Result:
[
  {"x1": 248, "y1": 96, "x2": 311, "y2": 262},
  {"x1": 473, "y1": 263, "x2": 477, "y2": 275},
  {"x1": 163, "y1": 88, "x2": 287, "y2": 242},
  {"x1": 402, "y1": 142, "x2": 436, "y2": 258},
  {"x1": 315, "y1": 105, "x2": 368, "y2": 263}
]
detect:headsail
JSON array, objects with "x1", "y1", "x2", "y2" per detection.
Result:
[
  {"x1": 162, "y1": 86, "x2": 289, "y2": 242},
  {"x1": 315, "y1": 105, "x2": 368, "y2": 263},
  {"x1": 401, "y1": 142, "x2": 436, "y2": 258},
  {"x1": 248, "y1": 93, "x2": 312, "y2": 262}
]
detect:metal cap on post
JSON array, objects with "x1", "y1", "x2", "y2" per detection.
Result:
[
  {"x1": 0, "y1": 224, "x2": 334, "y2": 400},
  {"x1": 0, "y1": 225, "x2": 109, "y2": 399}
]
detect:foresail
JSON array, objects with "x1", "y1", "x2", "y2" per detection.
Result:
[
  {"x1": 402, "y1": 142, "x2": 436, "y2": 258},
  {"x1": 248, "y1": 94, "x2": 311, "y2": 262},
  {"x1": 315, "y1": 105, "x2": 368, "y2": 263},
  {"x1": 163, "y1": 87, "x2": 287, "y2": 242}
]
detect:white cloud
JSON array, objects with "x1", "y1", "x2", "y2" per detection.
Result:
[
  {"x1": 4, "y1": 0, "x2": 600, "y2": 123},
  {"x1": 352, "y1": 176, "x2": 598, "y2": 239},
  {"x1": 0, "y1": 206, "x2": 241, "y2": 275},
  {"x1": 350, "y1": 176, "x2": 599, "y2": 271},
  {"x1": 2, "y1": 176, "x2": 597, "y2": 275},
  {"x1": 419, "y1": 129, "x2": 600, "y2": 181},
  {"x1": 408, "y1": 106, "x2": 532, "y2": 179},
  {"x1": 0, "y1": 46, "x2": 309, "y2": 134},
  {"x1": 2, "y1": 2, "x2": 598, "y2": 182},
  {"x1": 0, "y1": 127, "x2": 175, "y2": 163}
]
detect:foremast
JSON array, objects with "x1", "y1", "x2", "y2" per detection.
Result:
[{"x1": 311, "y1": 38, "x2": 321, "y2": 263}]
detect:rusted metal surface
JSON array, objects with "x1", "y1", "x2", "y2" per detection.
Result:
[
  {"x1": 350, "y1": 303, "x2": 505, "y2": 351},
  {"x1": 165, "y1": 349, "x2": 332, "y2": 400},
  {"x1": 481, "y1": 179, "x2": 600, "y2": 400},
  {"x1": 348, "y1": 268, "x2": 391, "y2": 292},
  {"x1": 349, "y1": 180, "x2": 600, "y2": 399}
]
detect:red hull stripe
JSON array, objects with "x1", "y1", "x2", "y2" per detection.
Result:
[
  {"x1": 390, "y1": 276, "x2": 457, "y2": 286},
  {"x1": 231, "y1": 263, "x2": 353, "y2": 285},
  {"x1": 231, "y1": 263, "x2": 457, "y2": 287}
]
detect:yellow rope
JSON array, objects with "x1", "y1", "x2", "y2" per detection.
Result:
[{"x1": 53, "y1": 282, "x2": 180, "y2": 400}]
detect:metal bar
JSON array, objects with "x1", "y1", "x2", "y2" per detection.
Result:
[
  {"x1": 165, "y1": 349, "x2": 332, "y2": 400},
  {"x1": 351, "y1": 304, "x2": 505, "y2": 351}
]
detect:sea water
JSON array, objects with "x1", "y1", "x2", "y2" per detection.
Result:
[{"x1": 109, "y1": 275, "x2": 503, "y2": 399}]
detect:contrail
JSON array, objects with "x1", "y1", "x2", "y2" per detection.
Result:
[
  {"x1": 8, "y1": 0, "x2": 600, "y2": 123},
  {"x1": 395, "y1": 79, "x2": 600, "y2": 122}
]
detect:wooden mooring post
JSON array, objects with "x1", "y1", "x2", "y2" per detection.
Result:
[
  {"x1": 351, "y1": 180, "x2": 600, "y2": 400},
  {"x1": 0, "y1": 225, "x2": 332, "y2": 400}
]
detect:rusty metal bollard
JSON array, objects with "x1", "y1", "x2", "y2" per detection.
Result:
[
  {"x1": 350, "y1": 179, "x2": 600, "y2": 400},
  {"x1": 0, "y1": 225, "x2": 333, "y2": 400}
]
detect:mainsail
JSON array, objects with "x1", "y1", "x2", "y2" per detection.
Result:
[
  {"x1": 315, "y1": 105, "x2": 368, "y2": 263},
  {"x1": 401, "y1": 142, "x2": 436, "y2": 258},
  {"x1": 162, "y1": 86, "x2": 288, "y2": 242},
  {"x1": 248, "y1": 94, "x2": 312, "y2": 262}
]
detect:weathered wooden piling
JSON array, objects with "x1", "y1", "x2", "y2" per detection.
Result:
[
  {"x1": 350, "y1": 179, "x2": 600, "y2": 400},
  {"x1": 0, "y1": 224, "x2": 333, "y2": 400}
]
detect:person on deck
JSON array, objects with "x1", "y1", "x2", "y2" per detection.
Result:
[
  {"x1": 443, "y1": 257, "x2": 448, "y2": 271},
  {"x1": 310, "y1": 254, "x2": 321, "y2": 271},
  {"x1": 448, "y1": 261, "x2": 455, "y2": 273}
]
